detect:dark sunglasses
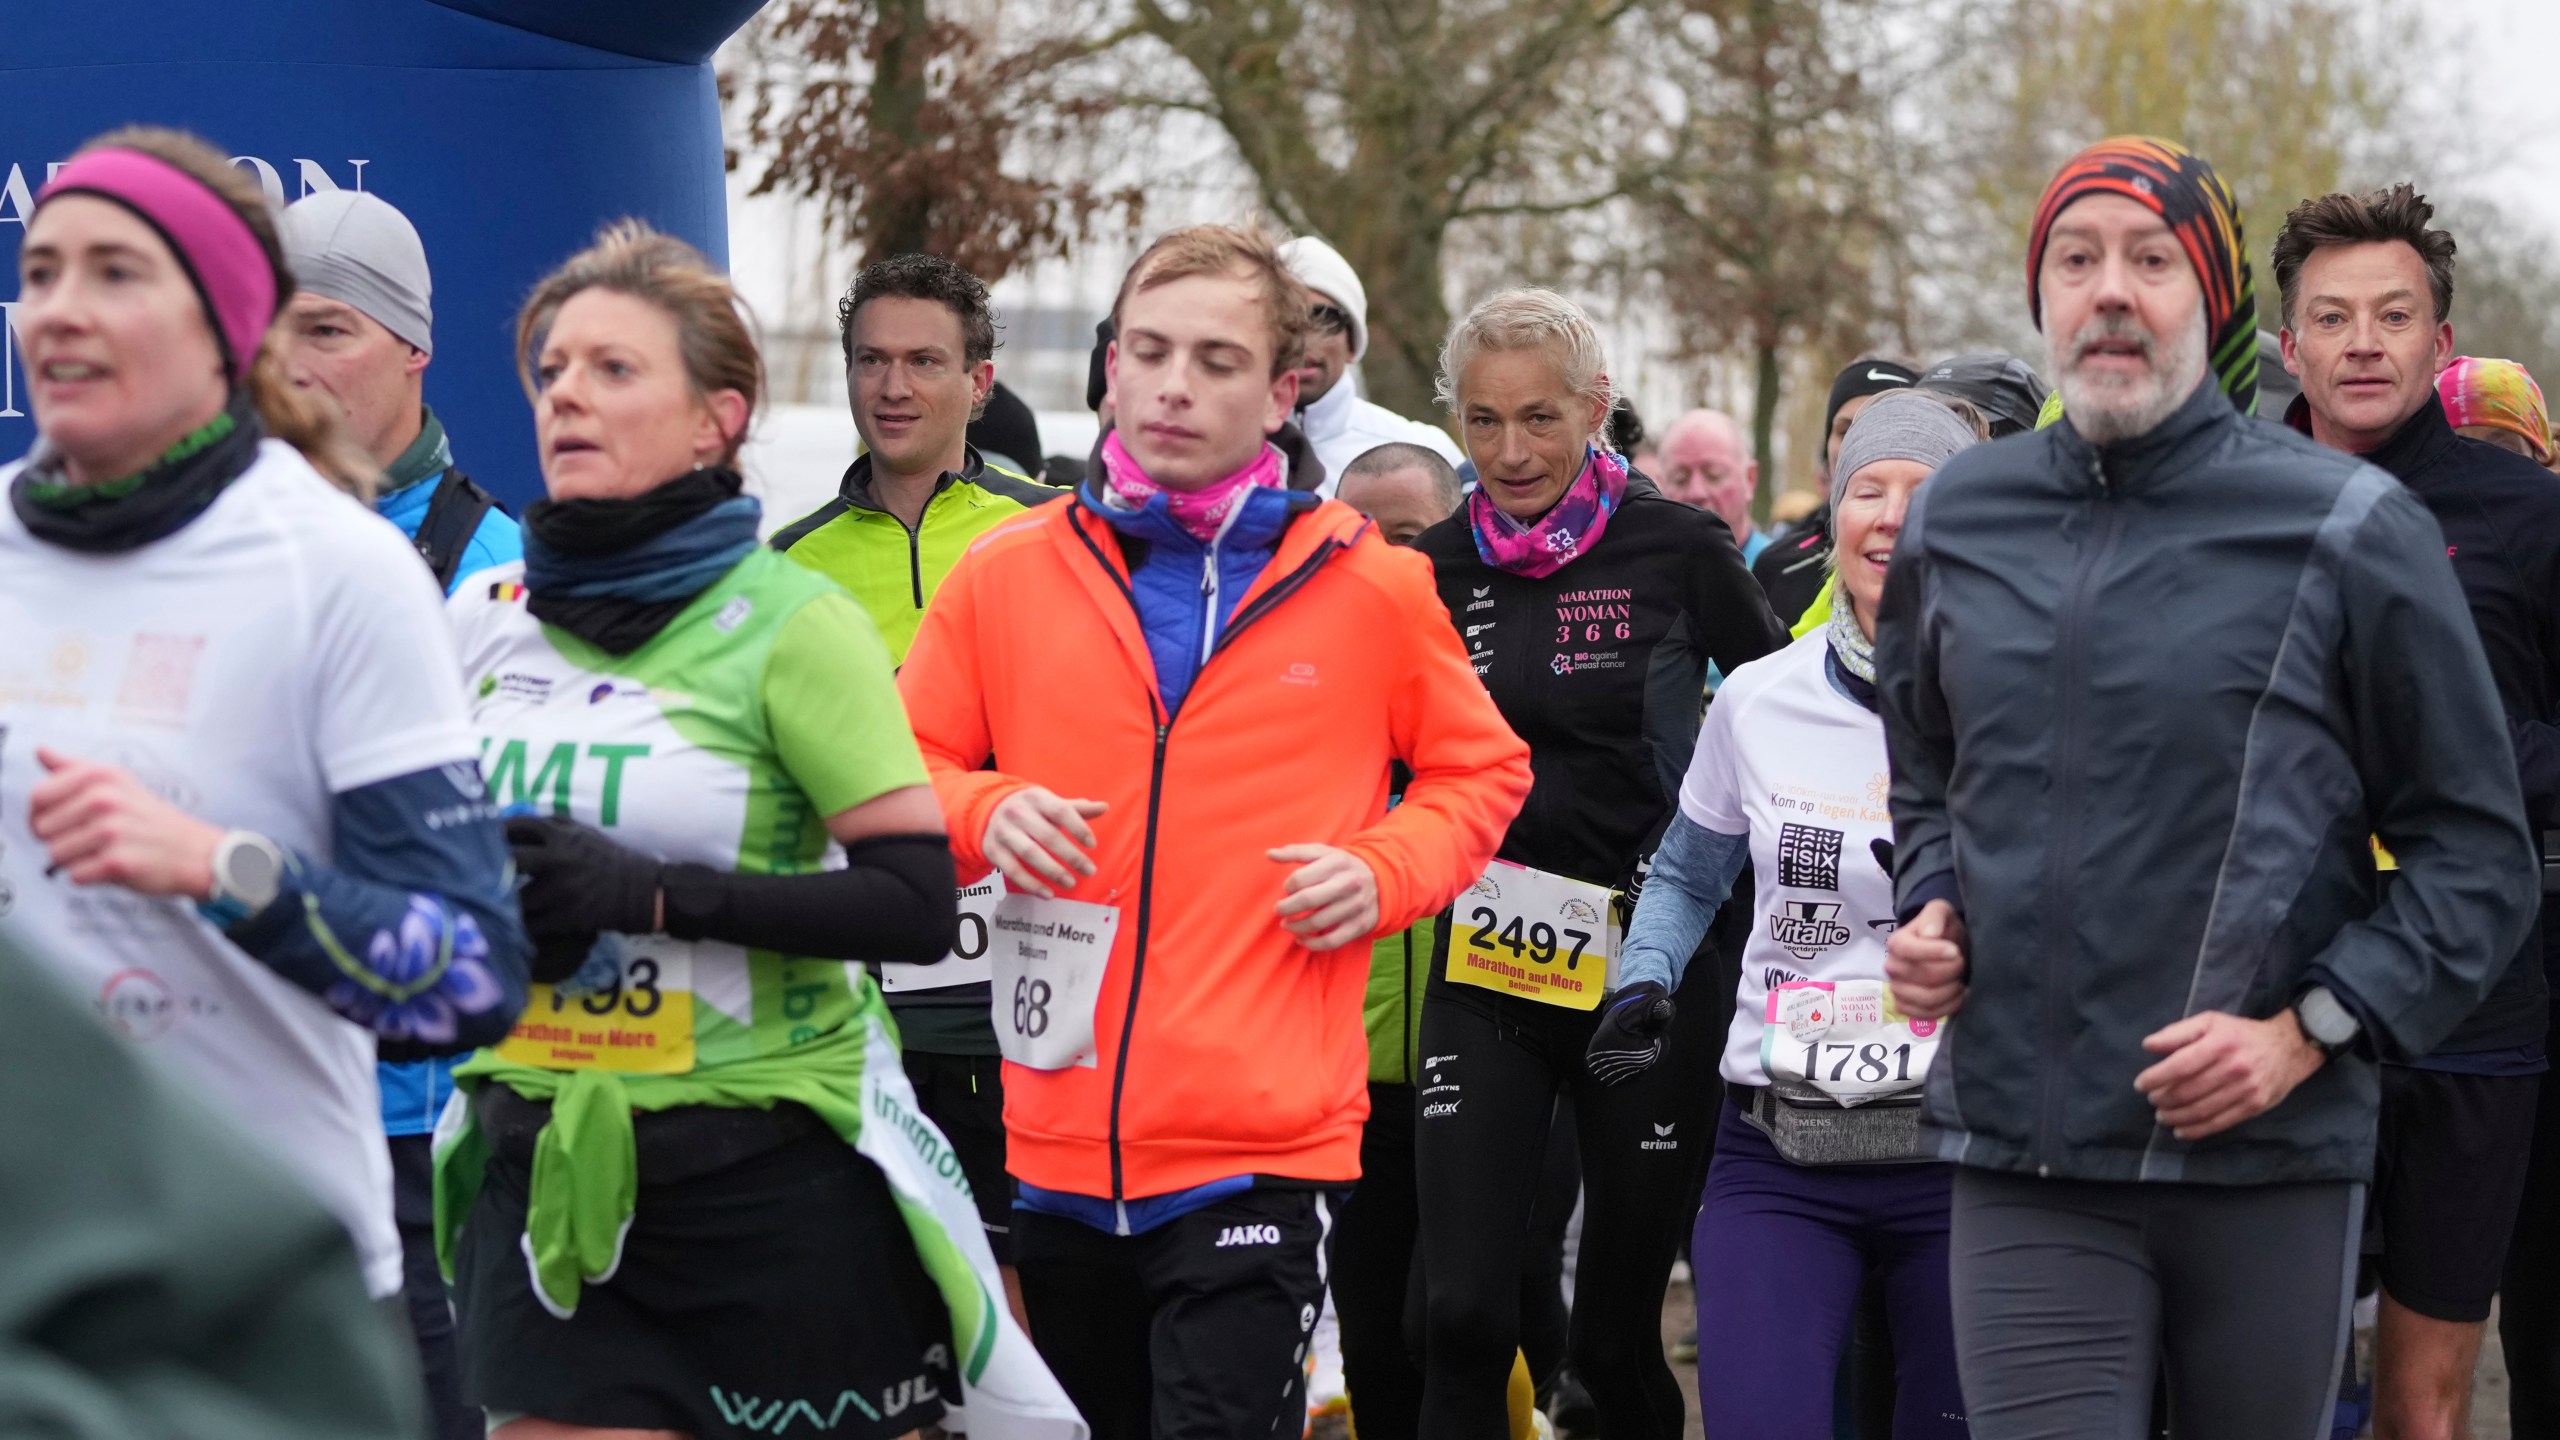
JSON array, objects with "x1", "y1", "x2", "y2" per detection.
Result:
[{"x1": 1309, "y1": 303, "x2": 1352, "y2": 336}]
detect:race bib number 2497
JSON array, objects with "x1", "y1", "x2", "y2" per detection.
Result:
[{"x1": 1445, "y1": 859, "x2": 1617, "y2": 1011}]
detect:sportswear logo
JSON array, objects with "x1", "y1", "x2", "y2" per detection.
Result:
[
  {"x1": 1216, "y1": 1224, "x2": 1283, "y2": 1248},
  {"x1": 1641, "y1": 1122, "x2": 1680, "y2": 1151},
  {"x1": 1467, "y1": 586, "x2": 1495, "y2": 613},
  {"x1": 1423, "y1": 1100, "x2": 1461, "y2": 1117},
  {"x1": 1777, "y1": 823, "x2": 1843, "y2": 891},
  {"x1": 1770, "y1": 901, "x2": 1852, "y2": 960},
  {"x1": 1653, "y1": 1123, "x2": 1675, "y2": 1135},
  {"x1": 1472, "y1": 587, "x2": 1491, "y2": 598},
  {"x1": 1283, "y1": 662, "x2": 1320, "y2": 687},
  {"x1": 714, "y1": 596, "x2": 754, "y2": 632},
  {"x1": 1867, "y1": 368, "x2": 1910, "y2": 384}
]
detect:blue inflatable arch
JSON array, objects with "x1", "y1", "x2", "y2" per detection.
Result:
[{"x1": 2, "y1": 0, "x2": 766, "y2": 508}]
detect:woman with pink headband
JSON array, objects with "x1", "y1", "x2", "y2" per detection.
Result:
[{"x1": 0, "y1": 124, "x2": 531, "y2": 1355}]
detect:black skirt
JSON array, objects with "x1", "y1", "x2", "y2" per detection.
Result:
[{"x1": 454, "y1": 1090, "x2": 956, "y2": 1438}]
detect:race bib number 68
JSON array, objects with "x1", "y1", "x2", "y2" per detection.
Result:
[{"x1": 987, "y1": 892, "x2": 1120, "y2": 1070}]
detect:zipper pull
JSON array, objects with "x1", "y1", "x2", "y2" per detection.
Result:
[{"x1": 2089, "y1": 454, "x2": 2110, "y2": 498}]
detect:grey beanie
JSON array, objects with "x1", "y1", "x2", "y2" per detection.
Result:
[
  {"x1": 1829, "y1": 389, "x2": 1979, "y2": 514},
  {"x1": 279, "y1": 190, "x2": 433, "y2": 356}
]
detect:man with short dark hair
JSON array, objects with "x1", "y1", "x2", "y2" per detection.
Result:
[
  {"x1": 1881, "y1": 138, "x2": 2536, "y2": 1440},
  {"x1": 775, "y1": 255, "x2": 1060, "y2": 659},
  {"x1": 1338, "y1": 442, "x2": 1462, "y2": 546},
  {"x1": 2273, "y1": 182, "x2": 2560, "y2": 1440},
  {"x1": 772, "y1": 252, "x2": 1061, "y2": 1303}
]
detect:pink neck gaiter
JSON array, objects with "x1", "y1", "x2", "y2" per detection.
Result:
[{"x1": 1099, "y1": 429, "x2": 1286, "y2": 543}]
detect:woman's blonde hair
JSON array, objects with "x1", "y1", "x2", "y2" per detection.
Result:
[
  {"x1": 1435, "y1": 288, "x2": 1616, "y2": 445},
  {"x1": 515, "y1": 220, "x2": 764, "y2": 468},
  {"x1": 73, "y1": 126, "x2": 376, "y2": 498}
]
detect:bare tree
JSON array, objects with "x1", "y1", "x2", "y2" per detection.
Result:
[
  {"x1": 726, "y1": 0, "x2": 1141, "y2": 284},
  {"x1": 1636, "y1": 0, "x2": 1912, "y2": 518},
  {"x1": 1115, "y1": 0, "x2": 1645, "y2": 420}
]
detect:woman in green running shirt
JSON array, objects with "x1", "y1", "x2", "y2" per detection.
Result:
[{"x1": 437, "y1": 222, "x2": 1081, "y2": 1440}]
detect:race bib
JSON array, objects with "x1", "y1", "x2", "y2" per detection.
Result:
[
  {"x1": 1445, "y1": 860, "x2": 1617, "y2": 1011},
  {"x1": 496, "y1": 941, "x2": 695, "y2": 1074},
  {"x1": 1761, "y1": 977, "x2": 1940, "y2": 1105},
  {"x1": 881, "y1": 873, "x2": 1002, "y2": 992},
  {"x1": 987, "y1": 892, "x2": 1120, "y2": 1070}
]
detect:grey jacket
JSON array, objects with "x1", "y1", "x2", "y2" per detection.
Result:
[{"x1": 1877, "y1": 379, "x2": 2539, "y2": 1185}]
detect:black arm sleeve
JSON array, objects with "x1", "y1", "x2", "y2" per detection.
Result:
[{"x1": 657, "y1": 834, "x2": 957, "y2": 964}]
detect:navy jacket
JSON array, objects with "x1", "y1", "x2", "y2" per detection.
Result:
[
  {"x1": 2290, "y1": 392, "x2": 2560, "y2": 1060},
  {"x1": 1879, "y1": 378, "x2": 2538, "y2": 1184}
]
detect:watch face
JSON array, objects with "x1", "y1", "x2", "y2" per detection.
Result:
[{"x1": 222, "y1": 836, "x2": 284, "y2": 906}]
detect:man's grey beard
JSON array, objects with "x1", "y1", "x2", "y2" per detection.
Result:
[{"x1": 2048, "y1": 303, "x2": 2209, "y2": 445}]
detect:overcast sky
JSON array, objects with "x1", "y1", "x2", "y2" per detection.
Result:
[{"x1": 2444, "y1": 0, "x2": 2560, "y2": 237}]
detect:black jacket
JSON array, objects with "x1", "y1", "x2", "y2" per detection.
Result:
[
  {"x1": 1752, "y1": 502, "x2": 1833, "y2": 624},
  {"x1": 1416, "y1": 476, "x2": 1783, "y2": 896},
  {"x1": 1879, "y1": 379, "x2": 2538, "y2": 1185},
  {"x1": 2289, "y1": 393, "x2": 2560, "y2": 1056}
]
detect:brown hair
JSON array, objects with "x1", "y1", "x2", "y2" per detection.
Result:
[
  {"x1": 515, "y1": 219, "x2": 764, "y2": 467},
  {"x1": 1110, "y1": 225, "x2": 1311, "y2": 378},
  {"x1": 2269, "y1": 184, "x2": 2457, "y2": 328},
  {"x1": 73, "y1": 126, "x2": 375, "y2": 496}
]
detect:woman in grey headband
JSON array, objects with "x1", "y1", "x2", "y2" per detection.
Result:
[
  {"x1": 1600, "y1": 384, "x2": 1985, "y2": 1439},
  {"x1": 1826, "y1": 389, "x2": 1986, "y2": 685}
]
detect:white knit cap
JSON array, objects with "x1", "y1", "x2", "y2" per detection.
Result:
[
  {"x1": 1279, "y1": 235, "x2": 1368, "y2": 362},
  {"x1": 280, "y1": 190, "x2": 434, "y2": 356}
]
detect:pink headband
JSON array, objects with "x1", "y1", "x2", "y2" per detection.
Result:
[{"x1": 36, "y1": 148, "x2": 278, "y2": 379}]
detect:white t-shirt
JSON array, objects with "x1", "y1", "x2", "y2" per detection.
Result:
[
  {"x1": 0, "y1": 440, "x2": 476, "y2": 1297},
  {"x1": 1680, "y1": 631, "x2": 1911, "y2": 1091}
]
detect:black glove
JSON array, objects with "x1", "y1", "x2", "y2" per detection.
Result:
[
  {"x1": 1586, "y1": 980, "x2": 1676, "y2": 1086},
  {"x1": 505, "y1": 816, "x2": 661, "y2": 981}
]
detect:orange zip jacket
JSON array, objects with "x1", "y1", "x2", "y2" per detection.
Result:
[{"x1": 897, "y1": 492, "x2": 1531, "y2": 1201}]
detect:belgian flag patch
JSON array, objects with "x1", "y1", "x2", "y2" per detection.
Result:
[{"x1": 489, "y1": 581, "x2": 526, "y2": 602}]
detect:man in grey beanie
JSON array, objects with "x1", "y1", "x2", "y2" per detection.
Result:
[
  {"x1": 277, "y1": 189, "x2": 519, "y2": 593},
  {"x1": 275, "y1": 186, "x2": 518, "y2": 1440}
]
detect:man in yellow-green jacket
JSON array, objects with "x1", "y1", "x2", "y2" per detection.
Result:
[
  {"x1": 772, "y1": 253, "x2": 1060, "y2": 1296},
  {"x1": 772, "y1": 254, "x2": 1061, "y2": 666}
]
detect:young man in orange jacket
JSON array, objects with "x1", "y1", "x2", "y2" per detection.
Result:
[{"x1": 898, "y1": 225, "x2": 1533, "y2": 1440}]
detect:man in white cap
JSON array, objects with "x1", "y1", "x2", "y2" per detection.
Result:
[
  {"x1": 275, "y1": 186, "x2": 519, "y2": 1440},
  {"x1": 1277, "y1": 235, "x2": 1463, "y2": 494}
]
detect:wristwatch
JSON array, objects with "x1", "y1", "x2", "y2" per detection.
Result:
[
  {"x1": 199, "y1": 829, "x2": 287, "y2": 929},
  {"x1": 2293, "y1": 985, "x2": 2362, "y2": 1061}
]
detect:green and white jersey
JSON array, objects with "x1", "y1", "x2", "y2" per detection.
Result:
[{"x1": 451, "y1": 549, "x2": 927, "y2": 1074}]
